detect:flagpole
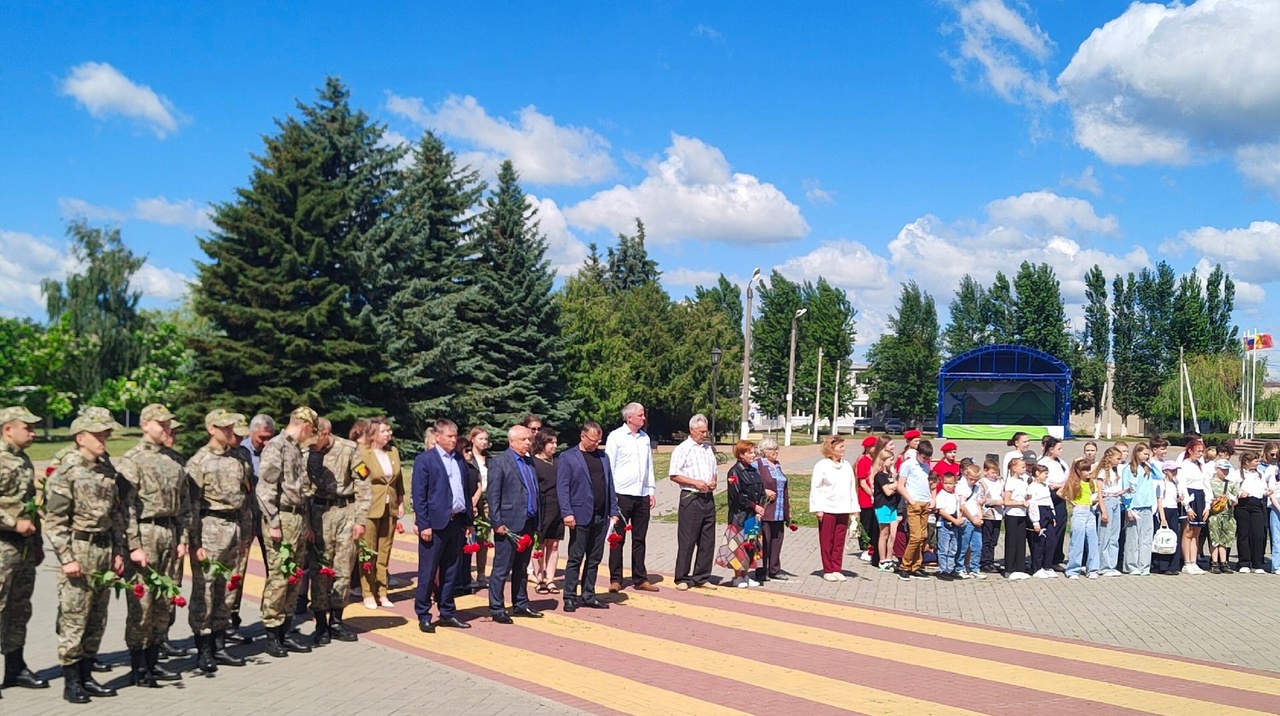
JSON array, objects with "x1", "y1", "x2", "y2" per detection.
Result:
[
  {"x1": 1179, "y1": 346, "x2": 1185, "y2": 435},
  {"x1": 1251, "y1": 330, "x2": 1259, "y2": 438},
  {"x1": 1242, "y1": 338, "x2": 1249, "y2": 437}
]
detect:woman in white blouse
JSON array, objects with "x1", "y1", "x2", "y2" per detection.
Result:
[
  {"x1": 1177, "y1": 438, "x2": 1211, "y2": 574},
  {"x1": 810, "y1": 435, "x2": 859, "y2": 581},
  {"x1": 1002, "y1": 432, "x2": 1031, "y2": 477},
  {"x1": 1235, "y1": 451, "x2": 1269, "y2": 573}
]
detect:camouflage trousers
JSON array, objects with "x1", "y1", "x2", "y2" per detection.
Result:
[
  {"x1": 56, "y1": 537, "x2": 113, "y2": 666},
  {"x1": 188, "y1": 514, "x2": 242, "y2": 636},
  {"x1": 309, "y1": 501, "x2": 358, "y2": 612},
  {"x1": 125, "y1": 522, "x2": 179, "y2": 651},
  {"x1": 260, "y1": 511, "x2": 307, "y2": 628},
  {"x1": 0, "y1": 536, "x2": 38, "y2": 654},
  {"x1": 230, "y1": 507, "x2": 256, "y2": 617}
]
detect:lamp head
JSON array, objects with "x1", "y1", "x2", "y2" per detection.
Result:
[{"x1": 710, "y1": 346, "x2": 722, "y2": 367}]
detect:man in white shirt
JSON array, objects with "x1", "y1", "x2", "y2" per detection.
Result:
[
  {"x1": 604, "y1": 402, "x2": 658, "y2": 593},
  {"x1": 670, "y1": 415, "x2": 718, "y2": 590}
]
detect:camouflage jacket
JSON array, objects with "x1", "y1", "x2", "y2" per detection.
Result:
[
  {"x1": 307, "y1": 436, "x2": 372, "y2": 517},
  {"x1": 0, "y1": 438, "x2": 36, "y2": 533},
  {"x1": 44, "y1": 451, "x2": 127, "y2": 565},
  {"x1": 115, "y1": 439, "x2": 192, "y2": 551},
  {"x1": 256, "y1": 432, "x2": 308, "y2": 529},
  {"x1": 186, "y1": 442, "x2": 253, "y2": 546}
]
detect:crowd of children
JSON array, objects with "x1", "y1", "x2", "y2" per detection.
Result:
[{"x1": 852, "y1": 431, "x2": 1280, "y2": 580}]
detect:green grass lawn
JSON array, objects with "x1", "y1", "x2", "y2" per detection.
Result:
[
  {"x1": 27, "y1": 429, "x2": 144, "y2": 462},
  {"x1": 656, "y1": 467, "x2": 820, "y2": 527}
]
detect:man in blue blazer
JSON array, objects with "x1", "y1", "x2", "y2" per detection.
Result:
[
  {"x1": 557, "y1": 421, "x2": 620, "y2": 612},
  {"x1": 485, "y1": 424, "x2": 540, "y2": 623},
  {"x1": 411, "y1": 419, "x2": 474, "y2": 633}
]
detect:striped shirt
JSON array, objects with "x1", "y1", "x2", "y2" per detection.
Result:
[{"x1": 669, "y1": 437, "x2": 717, "y2": 491}]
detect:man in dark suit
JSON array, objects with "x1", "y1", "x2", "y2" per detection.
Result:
[
  {"x1": 411, "y1": 419, "x2": 474, "y2": 633},
  {"x1": 485, "y1": 424, "x2": 540, "y2": 623},
  {"x1": 557, "y1": 421, "x2": 619, "y2": 612}
]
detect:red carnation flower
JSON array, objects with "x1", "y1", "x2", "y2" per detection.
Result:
[
  {"x1": 727, "y1": 475, "x2": 737, "y2": 484},
  {"x1": 46, "y1": 466, "x2": 56, "y2": 477},
  {"x1": 607, "y1": 532, "x2": 624, "y2": 548},
  {"x1": 319, "y1": 566, "x2": 336, "y2": 578},
  {"x1": 288, "y1": 575, "x2": 299, "y2": 586},
  {"x1": 395, "y1": 522, "x2": 405, "y2": 534},
  {"x1": 362, "y1": 562, "x2": 372, "y2": 573},
  {"x1": 625, "y1": 524, "x2": 633, "y2": 532},
  {"x1": 294, "y1": 567, "x2": 303, "y2": 578},
  {"x1": 173, "y1": 596, "x2": 187, "y2": 608},
  {"x1": 532, "y1": 550, "x2": 544, "y2": 559},
  {"x1": 226, "y1": 581, "x2": 238, "y2": 592},
  {"x1": 788, "y1": 523, "x2": 799, "y2": 532},
  {"x1": 515, "y1": 534, "x2": 534, "y2": 553},
  {"x1": 462, "y1": 543, "x2": 479, "y2": 555},
  {"x1": 133, "y1": 583, "x2": 146, "y2": 598}
]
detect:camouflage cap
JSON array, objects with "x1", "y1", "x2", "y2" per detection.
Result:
[
  {"x1": 0, "y1": 406, "x2": 41, "y2": 425},
  {"x1": 140, "y1": 403, "x2": 176, "y2": 423},
  {"x1": 205, "y1": 408, "x2": 243, "y2": 428},
  {"x1": 290, "y1": 406, "x2": 318, "y2": 428},
  {"x1": 70, "y1": 406, "x2": 125, "y2": 435},
  {"x1": 233, "y1": 418, "x2": 250, "y2": 438}
]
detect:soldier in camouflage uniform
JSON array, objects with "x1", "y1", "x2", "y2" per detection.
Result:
[
  {"x1": 115, "y1": 403, "x2": 191, "y2": 688},
  {"x1": 186, "y1": 409, "x2": 252, "y2": 673},
  {"x1": 307, "y1": 417, "x2": 372, "y2": 646},
  {"x1": 44, "y1": 407, "x2": 127, "y2": 704},
  {"x1": 0, "y1": 407, "x2": 49, "y2": 697},
  {"x1": 257, "y1": 406, "x2": 317, "y2": 657},
  {"x1": 226, "y1": 413, "x2": 273, "y2": 645}
]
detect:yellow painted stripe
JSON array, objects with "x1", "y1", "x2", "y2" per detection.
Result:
[
  {"x1": 623, "y1": 591, "x2": 1275, "y2": 716},
  {"x1": 513, "y1": 607, "x2": 987, "y2": 716},
  {"x1": 700, "y1": 586, "x2": 1280, "y2": 699}
]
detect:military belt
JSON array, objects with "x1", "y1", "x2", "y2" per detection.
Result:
[
  {"x1": 138, "y1": 516, "x2": 178, "y2": 528},
  {"x1": 72, "y1": 531, "x2": 111, "y2": 546},
  {"x1": 312, "y1": 495, "x2": 354, "y2": 508},
  {"x1": 278, "y1": 503, "x2": 308, "y2": 515},
  {"x1": 201, "y1": 508, "x2": 240, "y2": 521}
]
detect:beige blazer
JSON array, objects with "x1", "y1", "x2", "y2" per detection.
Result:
[{"x1": 359, "y1": 445, "x2": 403, "y2": 520}]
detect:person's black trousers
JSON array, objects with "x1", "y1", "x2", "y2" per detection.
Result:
[
  {"x1": 488, "y1": 518, "x2": 535, "y2": 616},
  {"x1": 757, "y1": 520, "x2": 785, "y2": 578},
  {"x1": 1051, "y1": 494, "x2": 1067, "y2": 565},
  {"x1": 675, "y1": 492, "x2": 716, "y2": 586},
  {"x1": 609, "y1": 494, "x2": 651, "y2": 585},
  {"x1": 1152, "y1": 509, "x2": 1184, "y2": 573},
  {"x1": 858, "y1": 509, "x2": 879, "y2": 566},
  {"x1": 1003, "y1": 515, "x2": 1029, "y2": 574},
  {"x1": 1028, "y1": 516, "x2": 1057, "y2": 573},
  {"x1": 1236, "y1": 497, "x2": 1268, "y2": 570},
  {"x1": 564, "y1": 514, "x2": 608, "y2": 603},
  {"x1": 980, "y1": 519, "x2": 1002, "y2": 570}
]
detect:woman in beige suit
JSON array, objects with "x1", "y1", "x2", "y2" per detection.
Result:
[{"x1": 359, "y1": 417, "x2": 403, "y2": 609}]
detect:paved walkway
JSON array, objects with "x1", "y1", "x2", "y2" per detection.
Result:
[{"x1": 11, "y1": 436, "x2": 1280, "y2": 714}]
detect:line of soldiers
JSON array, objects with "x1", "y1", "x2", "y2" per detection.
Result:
[{"x1": 0, "y1": 402, "x2": 372, "y2": 704}]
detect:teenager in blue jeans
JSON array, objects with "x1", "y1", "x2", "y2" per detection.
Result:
[
  {"x1": 957, "y1": 463, "x2": 985, "y2": 579},
  {"x1": 1063, "y1": 456, "x2": 1102, "y2": 579},
  {"x1": 934, "y1": 473, "x2": 965, "y2": 580}
]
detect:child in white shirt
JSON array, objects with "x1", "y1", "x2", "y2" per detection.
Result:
[
  {"x1": 978, "y1": 459, "x2": 1004, "y2": 573},
  {"x1": 958, "y1": 463, "x2": 986, "y2": 579},
  {"x1": 934, "y1": 473, "x2": 965, "y2": 580},
  {"x1": 1002, "y1": 458, "x2": 1031, "y2": 579},
  {"x1": 1026, "y1": 464, "x2": 1056, "y2": 578}
]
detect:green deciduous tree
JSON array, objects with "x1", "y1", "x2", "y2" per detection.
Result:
[
  {"x1": 751, "y1": 271, "x2": 804, "y2": 418},
  {"x1": 1078, "y1": 265, "x2": 1110, "y2": 418},
  {"x1": 1011, "y1": 262, "x2": 1072, "y2": 361},
  {"x1": 694, "y1": 275, "x2": 743, "y2": 343},
  {"x1": 942, "y1": 275, "x2": 989, "y2": 356},
  {"x1": 864, "y1": 281, "x2": 941, "y2": 424},
  {"x1": 1204, "y1": 264, "x2": 1239, "y2": 354},
  {"x1": 985, "y1": 272, "x2": 1016, "y2": 344}
]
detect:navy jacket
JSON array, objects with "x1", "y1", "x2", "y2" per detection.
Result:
[
  {"x1": 486, "y1": 449, "x2": 539, "y2": 533},
  {"x1": 556, "y1": 445, "x2": 620, "y2": 525},
  {"x1": 412, "y1": 447, "x2": 474, "y2": 533}
]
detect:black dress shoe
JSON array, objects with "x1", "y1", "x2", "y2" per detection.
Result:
[
  {"x1": 90, "y1": 659, "x2": 112, "y2": 673},
  {"x1": 580, "y1": 599, "x2": 609, "y2": 610},
  {"x1": 768, "y1": 573, "x2": 789, "y2": 581},
  {"x1": 512, "y1": 607, "x2": 543, "y2": 618},
  {"x1": 435, "y1": 616, "x2": 471, "y2": 629},
  {"x1": 418, "y1": 621, "x2": 436, "y2": 633},
  {"x1": 562, "y1": 600, "x2": 578, "y2": 613},
  {"x1": 159, "y1": 640, "x2": 192, "y2": 659},
  {"x1": 491, "y1": 612, "x2": 513, "y2": 624}
]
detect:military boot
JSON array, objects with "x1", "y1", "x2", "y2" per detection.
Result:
[
  {"x1": 128, "y1": 650, "x2": 158, "y2": 688},
  {"x1": 263, "y1": 627, "x2": 288, "y2": 658},
  {"x1": 311, "y1": 611, "x2": 330, "y2": 646},
  {"x1": 279, "y1": 622, "x2": 311, "y2": 654},
  {"x1": 145, "y1": 645, "x2": 181, "y2": 681},
  {"x1": 329, "y1": 611, "x2": 358, "y2": 642},
  {"x1": 212, "y1": 631, "x2": 245, "y2": 666},
  {"x1": 194, "y1": 635, "x2": 217, "y2": 674},
  {"x1": 78, "y1": 659, "x2": 117, "y2": 697},
  {"x1": 62, "y1": 664, "x2": 89, "y2": 704},
  {"x1": 3, "y1": 648, "x2": 50, "y2": 688}
]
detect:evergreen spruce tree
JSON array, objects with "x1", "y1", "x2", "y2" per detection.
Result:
[
  {"x1": 1204, "y1": 265, "x2": 1239, "y2": 354},
  {"x1": 356, "y1": 131, "x2": 484, "y2": 432},
  {"x1": 604, "y1": 219, "x2": 660, "y2": 294},
  {"x1": 186, "y1": 78, "x2": 402, "y2": 437},
  {"x1": 1171, "y1": 271, "x2": 1212, "y2": 355},
  {"x1": 984, "y1": 272, "x2": 1016, "y2": 344},
  {"x1": 458, "y1": 160, "x2": 573, "y2": 434}
]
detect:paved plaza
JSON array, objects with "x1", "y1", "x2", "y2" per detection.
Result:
[{"x1": 8, "y1": 438, "x2": 1280, "y2": 714}]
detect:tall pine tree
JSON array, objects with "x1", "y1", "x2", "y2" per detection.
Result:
[
  {"x1": 356, "y1": 131, "x2": 484, "y2": 433},
  {"x1": 458, "y1": 160, "x2": 573, "y2": 434},
  {"x1": 186, "y1": 78, "x2": 402, "y2": 434}
]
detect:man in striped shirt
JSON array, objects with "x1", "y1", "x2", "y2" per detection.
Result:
[{"x1": 670, "y1": 415, "x2": 719, "y2": 590}]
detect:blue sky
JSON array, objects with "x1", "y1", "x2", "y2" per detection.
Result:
[{"x1": 4, "y1": 0, "x2": 1279, "y2": 353}]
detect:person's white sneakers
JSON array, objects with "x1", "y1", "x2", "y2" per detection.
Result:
[
  {"x1": 1007, "y1": 572, "x2": 1030, "y2": 580},
  {"x1": 1067, "y1": 574, "x2": 1080, "y2": 580},
  {"x1": 823, "y1": 572, "x2": 841, "y2": 582},
  {"x1": 1182, "y1": 564, "x2": 1195, "y2": 574},
  {"x1": 1240, "y1": 566, "x2": 1252, "y2": 573},
  {"x1": 970, "y1": 571, "x2": 987, "y2": 580},
  {"x1": 835, "y1": 572, "x2": 848, "y2": 581},
  {"x1": 1087, "y1": 572, "x2": 1100, "y2": 579},
  {"x1": 1188, "y1": 564, "x2": 1206, "y2": 575},
  {"x1": 956, "y1": 571, "x2": 971, "y2": 579},
  {"x1": 747, "y1": 578, "x2": 761, "y2": 587},
  {"x1": 1102, "y1": 569, "x2": 1123, "y2": 577},
  {"x1": 860, "y1": 552, "x2": 873, "y2": 562},
  {"x1": 1034, "y1": 569, "x2": 1056, "y2": 579}
]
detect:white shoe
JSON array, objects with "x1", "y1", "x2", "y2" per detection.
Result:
[
  {"x1": 1102, "y1": 570, "x2": 1123, "y2": 577},
  {"x1": 1067, "y1": 574, "x2": 1080, "y2": 580},
  {"x1": 956, "y1": 571, "x2": 971, "y2": 579},
  {"x1": 1240, "y1": 567, "x2": 1252, "y2": 573},
  {"x1": 860, "y1": 552, "x2": 873, "y2": 562},
  {"x1": 1087, "y1": 572, "x2": 1100, "y2": 579},
  {"x1": 835, "y1": 572, "x2": 848, "y2": 581},
  {"x1": 1182, "y1": 564, "x2": 1195, "y2": 574},
  {"x1": 971, "y1": 571, "x2": 987, "y2": 580},
  {"x1": 1189, "y1": 564, "x2": 1206, "y2": 575},
  {"x1": 1033, "y1": 570, "x2": 1052, "y2": 579},
  {"x1": 734, "y1": 578, "x2": 749, "y2": 588},
  {"x1": 1007, "y1": 572, "x2": 1030, "y2": 581},
  {"x1": 747, "y1": 578, "x2": 761, "y2": 587},
  {"x1": 823, "y1": 572, "x2": 841, "y2": 582}
]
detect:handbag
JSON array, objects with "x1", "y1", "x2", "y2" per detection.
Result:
[
  {"x1": 1153, "y1": 526, "x2": 1178, "y2": 555},
  {"x1": 1210, "y1": 478, "x2": 1230, "y2": 516}
]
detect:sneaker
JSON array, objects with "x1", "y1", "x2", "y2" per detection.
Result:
[
  {"x1": 747, "y1": 578, "x2": 761, "y2": 587},
  {"x1": 910, "y1": 570, "x2": 931, "y2": 580},
  {"x1": 734, "y1": 578, "x2": 749, "y2": 589},
  {"x1": 1087, "y1": 572, "x2": 1100, "y2": 579},
  {"x1": 835, "y1": 572, "x2": 848, "y2": 582},
  {"x1": 823, "y1": 573, "x2": 841, "y2": 582},
  {"x1": 860, "y1": 552, "x2": 873, "y2": 562},
  {"x1": 898, "y1": 571, "x2": 912, "y2": 581},
  {"x1": 1240, "y1": 567, "x2": 1252, "y2": 574},
  {"x1": 956, "y1": 570, "x2": 972, "y2": 579},
  {"x1": 1102, "y1": 570, "x2": 1123, "y2": 577},
  {"x1": 676, "y1": 582, "x2": 690, "y2": 591},
  {"x1": 1007, "y1": 572, "x2": 1030, "y2": 581},
  {"x1": 970, "y1": 571, "x2": 988, "y2": 580},
  {"x1": 878, "y1": 562, "x2": 895, "y2": 572},
  {"x1": 1067, "y1": 574, "x2": 1080, "y2": 580},
  {"x1": 1181, "y1": 564, "x2": 1195, "y2": 574},
  {"x1": 693, "y1": 582, "x2": 718, "y2": 590},
  {"x1": 935, "y1": 573, "x2": 955, "y2": 581},
  {"x1": 1034, "y1": 570, "x2": 1054, "y2": 579},
  {"x1": 1189, "y1": 564, "x2": 1207, "y2": 575}
]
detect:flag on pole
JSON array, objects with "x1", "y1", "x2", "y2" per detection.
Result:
[{"x1": 1245, "y1": 333, "x2": 1274, "y2": 351}]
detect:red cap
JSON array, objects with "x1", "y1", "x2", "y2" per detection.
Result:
[
  {"x1": 904, "y1": 429, "x2": 921, "y2": 440},
  {"x1": 861, "y1": 436, "x2": 878, "y2": 448},
  {"x1": 941, "y1": 442, "x2": 958, "y2": 452}
]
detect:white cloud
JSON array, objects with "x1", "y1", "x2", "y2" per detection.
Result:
[
  {"x1": 803, "y1": 179, "x2": 835, "y2": 205},
  {"x1": 1172, "y1": 220, "x2": 1280, "y2": 284},
  {"x1": 528, "y1": 195, "x2": 589, "y2": 275},
  {"x1": 386, "y1": 93, "x2": 615, "y2": 185},
  {"x1": 132, "y1": 196, "x2": 214, "y2": 231},
  {"x1": 1061, "y1": 165, "x2": 1102, "y2": 196},
  {"x1": 777, "y1": 240, "x2": 892, "y2": 293},
  {"x1": 945, "y1": 0, "x2": 1059, "y2": 105},
  {"x1": 59, "y1": 197, "x2": 125, "y2": 222},
  {"x1": 133, "y1": 263, "x2": 191, "y2": 301},
  {"x1": 60, "y1": 62, "x2": 182, "y2": 138},
  {"x1": 1189, "y1": 258, "x2": 1266, "y2": 306},
  {"x1": 985, "y1": 190, "x2": 1118, "y2": 235},
  {"x1": 693, "y1": 24, "x2": 724, "y2": 42},
  {"x1": 1058, "y1": 0, "x2": 1280, "y2": 185},
  {"x1": 665, "y1": 267, "x2": 725, "y2": 288},
  {"x1": 564, "y1": 133, "x2": 809, "y2": 245},
  {"x1": 0, "y1": 230, "x2": 79, "y2": 316}
]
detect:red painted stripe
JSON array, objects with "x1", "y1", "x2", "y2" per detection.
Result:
[{"x1": 550, "y1": 599, "x2": 1152, "y2": 716}]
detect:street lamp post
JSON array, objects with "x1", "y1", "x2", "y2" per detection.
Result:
[
  {"x1": 710, "y1": 346, "x2": 722, "y2": 445},
  {"x1": 784, "y1": 308, "x2": 807, "y2": 446},
  {"x1": 739, "y1": 268, "x2": 761, "y2": 441},
  {"x1": 813, "y1": 346, "x2": 823, "y2": 443}
]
